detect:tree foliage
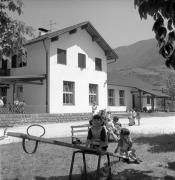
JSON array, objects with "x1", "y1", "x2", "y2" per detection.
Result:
[
  {"x1": 134, "y1": 0, "x2": 175, "y2": 69},
  {"x1": 0, "y1": 0, "x2": 34, "y2": 60}
]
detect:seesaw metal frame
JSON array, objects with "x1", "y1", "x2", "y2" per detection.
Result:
[{"x1": 7, "y1": 132, "x2": 123, "y2": 180}]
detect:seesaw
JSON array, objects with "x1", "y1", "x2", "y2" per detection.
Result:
[
  {"x1": 7, "y1": 132, "x2": 123, "y2": 158},
  {"x1": 7, "y1": 132, "x2": 124, "y2": 180}
]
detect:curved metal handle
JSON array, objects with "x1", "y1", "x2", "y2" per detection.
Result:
[
  {"x1": 22, "y1": 124, "x2": 45, "y2": 154},
  {"x1": 22, "y1": 138, "x2": 39, "y2": 154},
  {"x1": 27, "y1": 124, "x2": 46, "y2": 137}
]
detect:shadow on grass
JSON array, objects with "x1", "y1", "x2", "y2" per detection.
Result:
[
  {"x1": 35, "y1": 174, "x2": 81, "y2": 180},
  {"x1": 112, "y1": 169, "x2": 154, "y2": 180},
  {"x1": 134, "y1": 134, "x2": 175, "y2": 153},
  {"x1": 168, "y1": 161, "x2": 175, "y2": 171},
  {"x1": 164, "y1": 176, "x2": 175, "y2": 180}
]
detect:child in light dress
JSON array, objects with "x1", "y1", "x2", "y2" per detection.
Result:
[{"x1": 114, "y1": 128, "x2": 142, "y2": 164}]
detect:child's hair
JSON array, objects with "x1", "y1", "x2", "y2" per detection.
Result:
[
  {"x1": 93, "y1": 114, "x2": 102, "y2": 119},
  {"x1": 113, "y1": 116, "x2": 119, "y2": 122},
  {"x1": 120, "y1": 128, "x2": 130, "y2": 136},
  {"x1": 89, "y1": 114, "x2": 104, "y2": 126}
]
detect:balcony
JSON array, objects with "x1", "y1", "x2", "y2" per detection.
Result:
[{"x1": 0, "y1": 69, "x2": 11, "y2": 76}]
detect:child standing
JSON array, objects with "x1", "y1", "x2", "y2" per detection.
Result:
[
  {"x1": 128, "y1": 108, "x2": 135, "y2": 126},
  {"x1": 136, "y1": 110, "x2": 141, "y2": 126},
  {"x1": 86, "y1": 114, "x2": 108, "y2": 151},
  {"x1": 114, "y1": 128, "x2": 142, "y2": 163}
]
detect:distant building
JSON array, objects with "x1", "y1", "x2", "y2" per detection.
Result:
[{"x1": 107, "y1": 72, "x2": 169, "y2": 112}]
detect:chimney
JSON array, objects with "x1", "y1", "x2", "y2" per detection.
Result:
[{"x1": 38, "y1": 28, "x2": 49, "y2": 36}]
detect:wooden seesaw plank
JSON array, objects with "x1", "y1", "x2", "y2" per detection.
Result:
[{"x1": 7, "y1": 132, "x2": 124, "y2": 159}]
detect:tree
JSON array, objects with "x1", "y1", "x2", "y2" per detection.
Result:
[
  {"x1": 134, "y1": 0, "x2": 175, "y2": 69},
  {"x1": 0, "y1": 0, "x2": 34, "y2": 61}
]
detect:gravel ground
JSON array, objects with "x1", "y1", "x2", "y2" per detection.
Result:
[{"x1": 0, "y1": 114, "x2": 175, "y2": 145}]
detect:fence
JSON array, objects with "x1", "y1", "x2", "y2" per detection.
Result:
[{"x1": 0, "y1": 104, "x2": 47, "y2": 114}]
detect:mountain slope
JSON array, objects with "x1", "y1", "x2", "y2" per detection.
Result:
[{"x1": 108, "y1": 39, "x2": 175, "y2": 89}]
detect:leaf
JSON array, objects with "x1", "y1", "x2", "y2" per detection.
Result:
[
  {"x1": 157, "y1": 26, "x2": 167, "y2": 41},
  {"x1": 0, "y1": 0, "x2": 33, "y2": 59},
  {"x1": 152, "y1": 18, "x2": 164, "y2": 33},
  {"x1": 168, "y1": 31, "x2": 175, "y2": 41},
  {"x1": 167, "y1": 18, "x2": 173, "y2": 31}
]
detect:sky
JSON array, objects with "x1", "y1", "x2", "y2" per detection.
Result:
[{"x1": 13, "y1": 0, "x2": 155, "y2": 48}]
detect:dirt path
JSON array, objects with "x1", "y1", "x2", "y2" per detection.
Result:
[{"x1": 0, "y1": 114, "x2": 175, "y2": 145}]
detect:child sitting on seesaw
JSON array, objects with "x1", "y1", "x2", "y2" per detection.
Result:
[
  {"x1": 114, "y1": 128, "x2": 142, "y2": 164},
  {"x1": 86, "y1": 114, "x2": 108, "y2": 151}
]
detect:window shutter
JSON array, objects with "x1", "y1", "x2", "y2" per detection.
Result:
[
  {"x1": 57, "y1": 49, "x2": 66, "y2": 65},
  {"x1": 78, "y1": 53, "x2": 86, "y2": 68},
  {"x1": 95, "y1": 58, "x2": 102, "y2": 71}
]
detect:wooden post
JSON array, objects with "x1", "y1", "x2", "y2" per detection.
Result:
[
  {"x1": 12, "y1": 83, "x2": 15, "y2": 104},
  {"x1": 151, "y1": 96, "x2": 154, "y2": 111}
]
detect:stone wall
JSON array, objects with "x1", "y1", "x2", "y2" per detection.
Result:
[{"x1": 0, "y1": 113, "x2": 92, "y2": 127}]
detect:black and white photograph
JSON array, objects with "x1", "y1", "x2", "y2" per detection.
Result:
[{"x1": 0, "y1": 0, "x2": 175, "y2": 179}]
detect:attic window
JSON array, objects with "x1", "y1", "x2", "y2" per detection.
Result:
[
  {"x1": 69, "y1": 29, "x2": 77, "y2": 34},
  {"x1": 51, "y1": 36, "x2": 59, "y2": 42}
]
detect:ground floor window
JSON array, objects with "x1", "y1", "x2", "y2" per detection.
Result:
[
  {"x1": 63, "y1": 81, "x2": 75, "y2": 105},
  {"x1": 108, "y1": 89, "x2": 115, "y2": 106},
  {"x1": 119, "y1": 90, "x2": 125, "y2": 106},
  {"x1": 89, "y1": 84, "x2": 98, "y2": 105}
]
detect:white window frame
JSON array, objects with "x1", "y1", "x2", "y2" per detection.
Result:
[
  {"x1": 89, "y1": 84, "x2": 98, "y2": 105},
  {"x1": 119, "y1": 90, "x2": 125, "y2": 106},
  {"x1": 108, "y1": 89, "x2": 115, "y2": 106},
  {"x1": 63, "y1": 81, "x2": 75, "y2": 105}
]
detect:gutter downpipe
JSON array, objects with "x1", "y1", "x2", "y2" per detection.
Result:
[{"x1": 42, "y1": 38, "x2": 50, "y2": 113}]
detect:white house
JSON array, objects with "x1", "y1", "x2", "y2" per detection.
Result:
[
  {"x1": 0, "y1": 21, "x2": 118, "y2": 114},
  {"x1": 107, "y1": 71, "x2": 169, "y2": 112}
]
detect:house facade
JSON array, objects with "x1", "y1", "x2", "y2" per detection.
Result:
[{"x1": 0, "y1": 21, "x2": 118, "y2": 114}]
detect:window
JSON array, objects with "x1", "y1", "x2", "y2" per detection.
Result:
[
  {"x1": 78, "y1": 53, "x2": 86, "y2": 68},
  {"x1": 11, "y1": 55, "x2": 17, "y2": 68},
  {"x1": 95, "y1": 58, "x2": 102, "y2": 71},
  {"x1": 147, "y1": 96, "x2": 151, "y2": 104},
  {"x1": 63, "y1": 81, "x2": 74, "y2": 105},
  {"x1": 108, "y1": 89, "x2": 115, "y2": 106},
  {"x1": 89, "y1": 84, "x2": 98, "y2": 105},
  {"x1": 57, "y1": 48, "x2": 66, "y2": 65},
  {"x1": 2, "y1": 59, "x2": 7, "y2": 69},
  {"x1": 119, "y1": 90, "x2": 125, "y2": 106},
  {"x1": 11, "y1": 53, "x2": 27, "y2": 68}
]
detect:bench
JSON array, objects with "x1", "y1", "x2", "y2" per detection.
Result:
[{"x1": 71, "y1": 124, "x2": 90, "y2": 144}]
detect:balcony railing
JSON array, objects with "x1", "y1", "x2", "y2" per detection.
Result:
[{"x1": 0, "y1": 69, "x2": 10, "y2": 76}]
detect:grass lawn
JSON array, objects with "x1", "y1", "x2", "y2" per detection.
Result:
[{"x1": 1, "y1": 133, "x2": 175, "y2": 180}]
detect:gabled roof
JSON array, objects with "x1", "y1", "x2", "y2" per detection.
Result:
[
  {"x1": 25, "y1": 21, "x2": 118, "y2": 60},
  {"x1": 108, "y1": 72, "x2": 169, "y2": 98}
]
